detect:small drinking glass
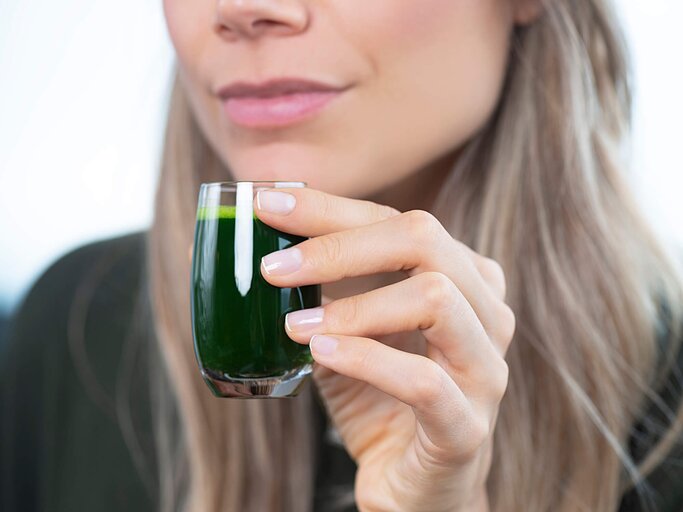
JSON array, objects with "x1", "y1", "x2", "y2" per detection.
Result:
[{"x1": 190, "y1": 181, "x2": 321, "y2": 398}]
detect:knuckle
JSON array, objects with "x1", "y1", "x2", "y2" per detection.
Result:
[
  {"x1": 330, "y1": 293, "x2": 363, "y2": 331},
  {"x1": 318, "y1": 192, "x2": 335, "y2": 221},
  {"x1": 404, "y1": 209, "x2": 443, "y2": 243},
  {"x1": 490, "y1": 358, "x2": 510, "y2": 399},
  {"x1": 481, "y1": 257, "x2": 507, "y2": 298},
  {"x1": 315, "y1": 233, "x2": 345, "y2": 268},
  {"x1": 419, "y1": 271, "x2": 458, "y2": 312},
  {"x1": 494, "y1": 302, "x2": 516, "y2": 347},
  {"x1": 354, "y1": 342, "x2": 377, "y2": 374},
  {"x1": 412, "y1": 360, "x2": 448, "y2": 407}
]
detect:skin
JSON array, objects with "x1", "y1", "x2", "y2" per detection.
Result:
[{"x1": 164, "y1": 0, "x2": 540, "y2": 510}]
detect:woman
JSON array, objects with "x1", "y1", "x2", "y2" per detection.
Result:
[{"x1": 2, "y1": 0, "x2": 683, "y2": 511}]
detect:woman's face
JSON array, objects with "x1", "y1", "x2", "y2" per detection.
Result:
[{"x1": 163, "y1": 0, "x2": 535, "y2": 198}]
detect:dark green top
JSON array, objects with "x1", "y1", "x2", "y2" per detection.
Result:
[{"x1": 1, "y1": 232, "x2": 681, "y2": 511}]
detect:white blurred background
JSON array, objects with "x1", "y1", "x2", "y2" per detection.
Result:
[{"x1": 0, "y1": 1, "x2": 682, "y2": 315}]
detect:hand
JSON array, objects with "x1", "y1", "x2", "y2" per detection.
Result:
[{"x1": 254, "y1": 187, "x2": 515, "y2": 512}]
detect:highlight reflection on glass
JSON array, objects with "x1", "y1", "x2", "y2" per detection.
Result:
[{"x1": 190, "y1": 181, "x2": 321, "y2": 398}]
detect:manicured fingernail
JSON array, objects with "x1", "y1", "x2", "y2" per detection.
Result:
[
  {"x1": 285, "y1": 307, "x2": 324, "y2": 332},
  {"x1": 310, "y1": 335, "x2": 338, "y2": 356},
  {"x1": 261, "y1": 247, "x2": 303, "y2": 275},
  {"x1": 256, "y1": 190, "x2": 296, "y2": 215}
]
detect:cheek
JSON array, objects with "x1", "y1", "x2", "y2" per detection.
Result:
[
  {"x1": 363, "y1": 0, "x2": 512, "y2": 80},
  {"x1": 162, "y1": 0, "x2": 211, "y2": 71},
  {"x1": 347, "y1": 0, "x2": 513, "y2": 159}
]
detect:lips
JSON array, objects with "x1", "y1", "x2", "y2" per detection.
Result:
[{"x1": 217, "y1": 78, "x2": 349, "y2": 128}]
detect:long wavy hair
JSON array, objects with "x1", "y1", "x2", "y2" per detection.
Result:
[{"x1": 146, "y1": 1, "x2": 683, "y2": 510}]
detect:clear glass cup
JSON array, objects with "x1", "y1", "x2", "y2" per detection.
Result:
[{"x1": 190, "y1": 181, "x2": 320, "y2": 398}]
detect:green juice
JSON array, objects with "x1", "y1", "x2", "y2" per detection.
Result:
[{"x1": 191, "y1": 205, "x2": 320, "y2": 392}]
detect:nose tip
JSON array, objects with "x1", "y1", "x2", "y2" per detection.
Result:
[{"x1": 215, "y1": 0, "x2": 309, "y2": 40}]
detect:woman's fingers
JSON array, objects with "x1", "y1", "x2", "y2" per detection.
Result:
[
  {"x1": 255, "y1": 187, "x2": 510, "y2": 344},
  {"x1": 258, "y1": 186, "x2": 507, "y2": 308},
  {"x1": 308, "y1": 333, "x2": 488, "y2": 463},
  {"x1": 457, "y1": 242, "x2": 507, "y2": 301},
  {"x1": 286, "y1": 271, "x2": 509, "y2": 371},
  {"x1": 256, "y1": 186, "x2": 506, "y2": 300},
  {"x1": 259, "y1": 210, "x2": 442, "y2": 284},
  {"x1": 255, "y1": 186, "x2": 401, "y2": 237},
  {"x1": 262, "y1": 209, "x2": 506, "y2": 345}
]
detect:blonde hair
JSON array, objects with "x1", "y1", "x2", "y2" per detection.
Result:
[{"x1": 147, "y1": 1, "x2": 683, "y2": 510}]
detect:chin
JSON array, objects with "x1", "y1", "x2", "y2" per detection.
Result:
[
  {"x1": 224, "y1": 148, "x2": 383, "y2": 199},
  {"x1": 227, "y1": 153, "x2": 333, "y2": 192}
]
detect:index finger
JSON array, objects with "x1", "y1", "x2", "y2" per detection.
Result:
[{"x1": 253, "y1": 186, "x2": 401, "y2": 237}]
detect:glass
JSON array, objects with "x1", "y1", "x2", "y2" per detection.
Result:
[{"x1": 190, "y1": 181, "x2": 321, "y2": 398}]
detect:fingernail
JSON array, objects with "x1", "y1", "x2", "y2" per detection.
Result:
[
  {"x1": 310, "y1": 335, "x2": 338, "y2": 356},
  {"x1": 261, "y1": 247, "x2": 303, "y2": 275},
  {"x1": 256, "y1": 190, "x2": 296, "y2": 215},
  {"x1": 285, "y1": 307, "x2": 324, "y2": 332}
]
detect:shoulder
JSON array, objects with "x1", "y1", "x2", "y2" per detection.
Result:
[
  {"x1": 4, "y1": 230, "x2": 147, "y2": 353},
  {"x1": 19, "y1": 230, "x2": 146, "y2": 316},
  {"x1": 4, "y1": 229, "x2": 146, "y2": 356},
  {"x1": 1, "y1": 230, "x2": 155, "y2": 511}
]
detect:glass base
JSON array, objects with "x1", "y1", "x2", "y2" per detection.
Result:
[{"x1": 201, "y1": 363, "x2": 313, "y2": 398}]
